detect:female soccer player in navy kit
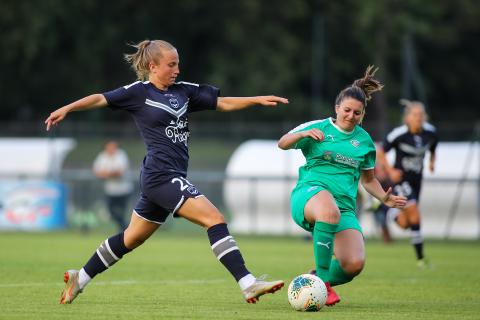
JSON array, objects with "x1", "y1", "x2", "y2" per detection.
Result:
[
  {"x1": 377, "y1": 99, "x2": 438, "y2": 268},
  {"x1": 45, "y1": 39, "x2": 287, "y2": 304}
]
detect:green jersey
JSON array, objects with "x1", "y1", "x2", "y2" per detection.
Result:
[{"x1": 291, "y1": 117, "x2": 376, "y2": 213}]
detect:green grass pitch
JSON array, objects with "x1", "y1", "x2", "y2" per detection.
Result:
[{"x1": 0, "y1": 231, "x2": 479, "y2": 319}]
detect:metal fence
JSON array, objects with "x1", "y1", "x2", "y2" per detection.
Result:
[{"x1": 58, "y1": 169, "x2": 480, "y2": 239}]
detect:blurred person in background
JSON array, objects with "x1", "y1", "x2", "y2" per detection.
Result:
[
  {"x1": 278, "y1": 66, "x2": 407, "y2": 306},
  {"x1": 45, "y1": 39, "x2": 288, "y2": 305},
  {"x1": 93, "y1": 140, "x2": 132, "y2": 231},
  {"x1": 377, "y1": 99, "x2": 438, "y2": 268}
]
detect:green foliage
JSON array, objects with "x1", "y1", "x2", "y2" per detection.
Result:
[
  {"x1": 0, "y1": 232, "x2": 479, "y2": 319},
  {"x1": 1, "y1": 0, "x2": 479, "y2": 137}
]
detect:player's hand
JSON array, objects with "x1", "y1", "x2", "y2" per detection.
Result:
[
  {"x1": 45, "y1": 107, "x2": 69, "y2": 131},
  {"x1": 255, "y1": 96, "x2": 289, "y2": 106},
  {"x1": 382, "y1": 187, "x2": 407, "y2": 208},
  {"x1": 300, "y1": 129, "x2": 324, "y2": 142}
]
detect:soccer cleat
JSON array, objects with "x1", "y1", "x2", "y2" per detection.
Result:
[
  {"x1": 59, "y1": 270, "x2": 83, "y2": 304},
  {"x1": 325, "y1": 282, "x2": 341, "y2": 306},
  {"x1": 242, "y1": 276, "x2": 284, "y2": 304}
]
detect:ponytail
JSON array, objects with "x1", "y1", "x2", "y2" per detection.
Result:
[
  {"x1": 352, "y1": 65, "x2": 384, "y2": 102},
  {"x1": 124, "y1": 40, "x2": 176, "y2": 81},
  {"x1": 335, "y1": 65, "x2": 384, "y2": 106}
]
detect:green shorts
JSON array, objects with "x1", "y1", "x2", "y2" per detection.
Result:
[{"x1": 290, "y1": 184, "x2": 363, "y2": 234}]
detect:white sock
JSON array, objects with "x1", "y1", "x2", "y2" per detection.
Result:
[
  {"x1": 78, "y1": 268, "x2": 92, "y2": 289},
  {"x1": 238, "y1": 273, "x2": 256, "y2": 290}
]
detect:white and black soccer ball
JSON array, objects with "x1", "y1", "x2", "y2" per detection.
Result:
[{"x1": 287, "y1": 273, "x2": 327, "y2": 312}]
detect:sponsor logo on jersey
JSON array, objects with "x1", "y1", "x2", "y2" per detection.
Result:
[
  {"x1": 350, "y1": 139, "x2": 360, "y2": 148},
  {"x1": 165, "y1": 119, "x2": 189, "y2": 146},
  {"x1": 335, "y1": 153, "x2": 359, "y2": 168},
  {"x1": 401, "y1": 156, "x2": 423, "y2": 173}
]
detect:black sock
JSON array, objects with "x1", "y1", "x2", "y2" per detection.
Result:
[
  {"x1": 410, "y1": 224, "x2": 424, "y2": 260},
  {"x1": 207, "y1": 223, "x2": 250, "y2": 281},
  {"x1": 83, "y1": 232, "x2": 132, "y2": 278}
]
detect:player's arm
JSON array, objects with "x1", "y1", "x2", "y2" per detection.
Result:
[
  {"x1": 93, "y1": 167, "x2": 123, "y2": 179},
  {"x1": 360, "y1": 169, "x2": 407, "y2": 208},
  {"x1": 216, "y1": 96, "x2": 288, "y2": 112},
  {"x1": 278, "y1": 129, "x2": 324, "y2": 150},
  {"x1": 376, "y1": 145, "x2": 402, "y2": 183},
  {"x1": 45, "y1": 94, "x2": 108, "y2": 131}
]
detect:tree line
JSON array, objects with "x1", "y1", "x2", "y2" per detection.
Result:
[{"x1": 1, "y1": 0, "x2": 479, "y2": 140}]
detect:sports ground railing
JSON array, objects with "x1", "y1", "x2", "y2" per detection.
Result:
[{"x1": 49, "y1": 170, "x2": 480, "y2": 239}]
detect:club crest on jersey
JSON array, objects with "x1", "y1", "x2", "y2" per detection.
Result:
[
  {"x1": 350, "y1": 139, "x2": 360, "y2": 148},
  {"x1": 169, "y1": 97, "x2": 179, "y2": 109}
]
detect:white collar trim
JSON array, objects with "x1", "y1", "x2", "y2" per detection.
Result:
[{"x1": 329, "y1": 117, "x2": 355, "y2": 134}]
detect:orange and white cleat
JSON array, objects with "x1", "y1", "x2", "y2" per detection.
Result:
[
  {"x1": 325, "y1": 282, "x2": 341, "y2": 306},
  {"x1": 59, "y1": 270, "x2": 83, "y2": 304},
  {"x1": 242, "y1": 276, "x2": 284, "y2": 304}
]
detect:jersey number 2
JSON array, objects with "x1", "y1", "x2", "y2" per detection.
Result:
[{"x1": 171, "y1": 177, "x2": 192, "y2": 191}]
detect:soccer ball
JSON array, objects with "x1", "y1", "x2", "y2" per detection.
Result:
[{"x1": 287, "y1": 274, "x2": 327, "y2": 312}]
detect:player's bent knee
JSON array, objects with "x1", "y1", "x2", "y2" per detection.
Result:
[
  {"x1": 395, "y1": 215, "x2": 410, "y2": 229},
  {"x1": 316, "y1": 208, "x2": 340, "y2": 224},
  {"x1": 396, "y1": 221, "x2": 410, "y2": 229},
  {"x1": 409, "y1": 214, "x2": 421, "y2": 225},
  {"x1": 341, "y1": 258, "x2": 365, "y2": 276}
]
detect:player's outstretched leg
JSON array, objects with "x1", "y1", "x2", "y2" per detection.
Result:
[
  {"x1": 59, "y1": 232, "x2": 133, "y2": 304},
  {"x1": 207, "y1": 223, "x2": 284, "y2": 303},
  {"x1": 59, "y1": 270, "x2": 82, "y2": 304}
]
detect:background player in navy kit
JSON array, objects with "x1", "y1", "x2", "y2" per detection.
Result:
[
  {"x1": 45, "y1": 39, "x2": 288, "y2": 304},
  {"x1": 371, "y1": 142, "x2": 393, "y2": 243},
  {"x1": 377, "y1": 99, "x2": 438, "y2": 267}
]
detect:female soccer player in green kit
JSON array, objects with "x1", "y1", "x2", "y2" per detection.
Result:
[{"x1": 278, "y1": 66, "x2": 407, "y2": 306}]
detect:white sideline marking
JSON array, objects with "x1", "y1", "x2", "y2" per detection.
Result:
[{"x1": 0, "y1": 279, "x2": 226, "y2": 288}]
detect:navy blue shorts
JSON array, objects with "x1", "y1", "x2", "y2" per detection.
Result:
[
  {"x1": 393, "y1": 179, "x2": 422, "y2": 204},
  {"x1": 134, "y1": 175, "x2": 203, "y2": 224}
]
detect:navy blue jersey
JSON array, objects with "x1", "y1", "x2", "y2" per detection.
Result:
[
  {"x1": 382, "y1": 123, "x2": 438, "y2": 182},
  {"x1": 103, "y1": 81, "x2": 219, "y2": 183}
]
